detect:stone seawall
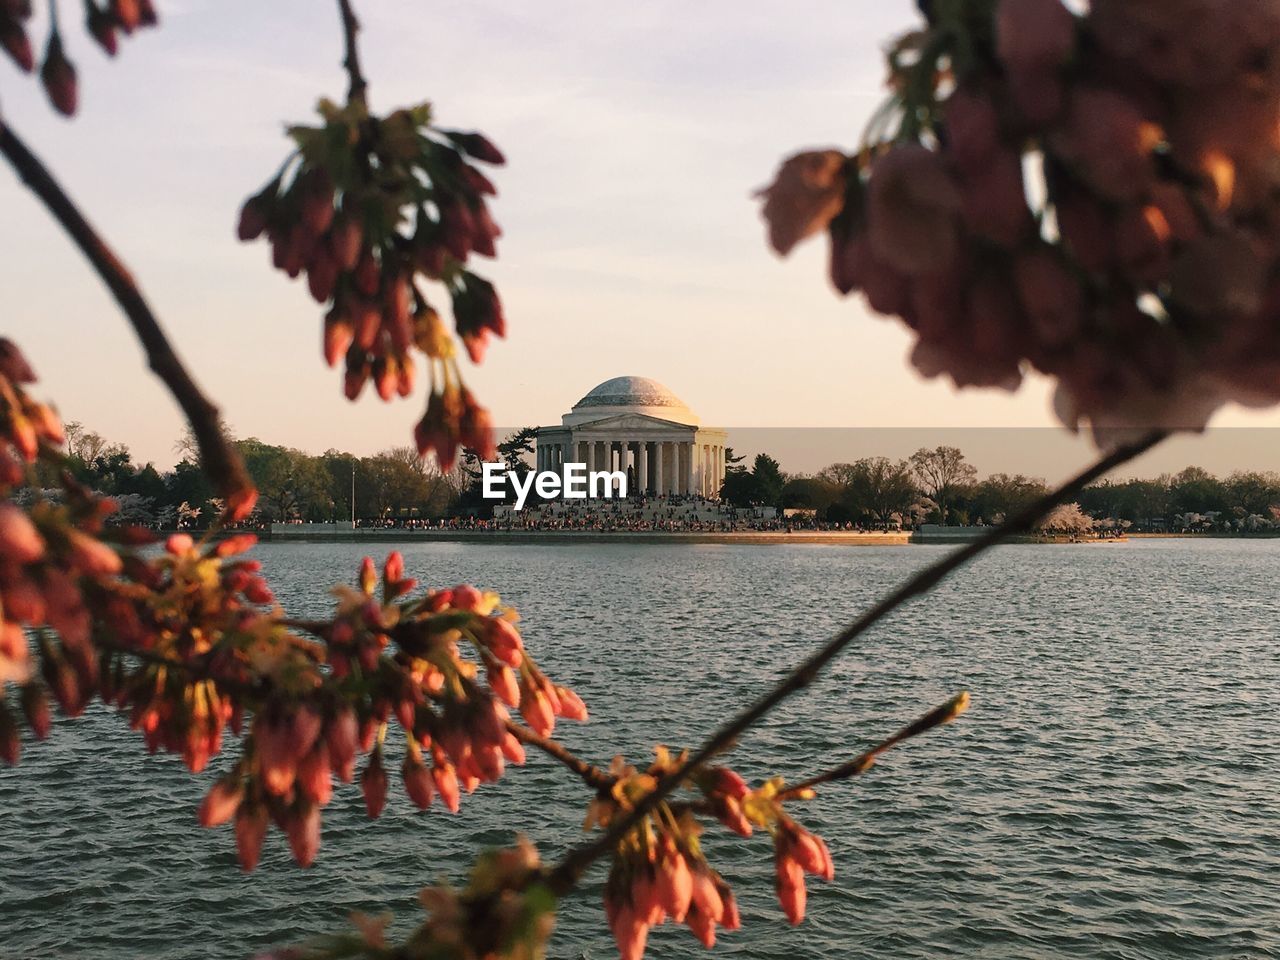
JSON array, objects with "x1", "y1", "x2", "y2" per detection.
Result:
[{"x1": 266, "y1": 525, "x2": 911, "y2": 546}]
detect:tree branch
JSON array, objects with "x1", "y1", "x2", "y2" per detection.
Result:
[
  {"x1": 507, "y1": 720, "x2": 612, "y2": 790},
  {"x1": 337, "y1": 0, "x2": 368, "y2": 105},
  {"x1": 545, "y1": 430, "x2": 1166, "y2": 894},
  {"x1": 0, "y1": 121, "x2": 256, "y2": 516},
  {"x1": 779, "y1": 691, "x2": 969, "y2": 798}
]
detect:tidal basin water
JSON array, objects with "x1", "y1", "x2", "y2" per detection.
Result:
[{"x1": 2, "y1": 538, "x2": 1278, "y2": 959}]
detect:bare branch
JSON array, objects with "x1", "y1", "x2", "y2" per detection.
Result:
[
  {"x1": 507, "y1": 721, "x2": 613, "y2": 791},
  {"x1": 0, "y1": 121, "x2": 256, "y2": 516},
  {"x1": 779, "y1": 691, "x2": 970, "y2": 798},
  {"x1": 337, "y1": 0, "x2": 368, "y2": 105},
  {"x1": 545, "y1": 430, "x2": 1167, "y2": 894}
]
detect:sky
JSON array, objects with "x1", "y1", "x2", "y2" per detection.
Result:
[{"x1": 2, "y1": 0, "x2": 1279, "y2": 481}]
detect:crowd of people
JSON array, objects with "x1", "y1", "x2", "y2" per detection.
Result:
[{"x1": 310, "y1": 494, "x2": 907, "y2": 534}]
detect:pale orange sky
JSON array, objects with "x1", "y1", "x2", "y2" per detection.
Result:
[{"x1": 2, "y1": 1, "x2": 1279, "y2": 475}]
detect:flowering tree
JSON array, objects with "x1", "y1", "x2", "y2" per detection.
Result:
[{"x1": 3, "y1": 1, "x2": 1274, "y2": 958}]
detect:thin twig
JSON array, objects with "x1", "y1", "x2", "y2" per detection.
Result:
[
  {"x1": 779, "y1": 691, "x2": 970, "y2": 798},
  {"x1": 337, "y1": 0, "x2": 368, "y2": 105},
  {"x1": 0, "y1": 121, "x2": 255, "y2": 514},
  {"x1": 507, "y1": 721, "x2": 612, "y2": 790},
  {"x1": 545, "y1": 430, "x2": 1166, "y2": 894}
]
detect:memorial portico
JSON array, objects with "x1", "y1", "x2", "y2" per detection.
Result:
[{"x1": 535, "y1": 377, "x2": 728, "y2": 497}]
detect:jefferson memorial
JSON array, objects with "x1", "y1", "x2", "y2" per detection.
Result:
[{"x1": 535, "y1": 377, "x2": 728, "y2": 497}]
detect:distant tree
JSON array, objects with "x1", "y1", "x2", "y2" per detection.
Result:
[
  {"x1": 1037, "y1": 502, "x2": 1095, "y2": 535},
  {"x1": 847, "y1": 457, "x2": 917, "y2": 524},
  {"x1": 720, "y1": 469, "x2": 758, "y2": 507},
  {"x1": 173, "y1": 420, "x2": 237, "y2": 465},
  {"x1": 966, "y1": 473, "x2": 1048, "y2": 525},
  {"x1": 909, "y1": 446, "x2": 977, "y2": 524},
  {"x1": 751, "y1": 453, "x2": 785, "y2": 507},
  {"x1": 237, "y1": 439, "x2": 327, "y2": 520},
  {"x1": 63, "y1": 421, "x2": 110, "y2": 464},
  {"x1": 782, "y1": 476, "x2": 840, "y2": 512},
  {"x1": 498, "y1": 427, "x2": 537, "y2": 474}
]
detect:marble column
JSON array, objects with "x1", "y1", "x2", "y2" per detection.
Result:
[
  {"x1": 638, "y1": 441, "x2": 648, "y2": 494},
  {"x1": 655, "y1": 442, "x2": 665, "y2": 495}
]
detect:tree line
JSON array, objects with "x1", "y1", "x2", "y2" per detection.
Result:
[
  {"x1": 33, "y1": 429, "x2": 1280, "y2": 532},
  {"x1": 721, "y1": 446, "x2": 1280, "y2": 531}
]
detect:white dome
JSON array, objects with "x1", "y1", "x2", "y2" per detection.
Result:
[{"x1": 563, "y1": 376, "x2": 699, "y2": 426}]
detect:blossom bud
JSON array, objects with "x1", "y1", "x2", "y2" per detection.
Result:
[
  {"x1": 67, "y1": 529, "x2": 122, "y2": 576},
  {"x1": 307, "y1": 248, "x2": 338, "y2": 304},
  {"x1": 361, "y1": 749, "x2": 388, "y2": 818},
  {"x1": 657, "y1": 849, "x2": 693, "y2": 922},
  {"x1": 996, "y1": 0, "x2": 1075, "y2": 73},
  {"x1": 323, "y1": 309, "x2": 354, "y2": 368},
  {"x1": 235, "y1": 804, "x2": 268, "y2": 872},
  {"x1": 298, "y1": 742, "x2": 333, "y2": 806},
  {"x1": 113, "y1": 0, "x2": 143, "y2": 31},
  {"x1": 487, "y1": 664, "x2": 520, "y2": 707},
  {"x1": 299, "y1": 168, "x2": 335, "y2": 235},
  {"x1": 0, "y1": 503, "x2": 45, "y2": 563},
  {"x1": 198, "y1": 776, "x2": 244, "y2": 827},
  {"x1": 0, "y1": 16, "x2": 33, "y2": 73},
  {"x1": 0, "y1": 702, "x2": 18, "y2": 765},
  {"x1": 458, "y1": 389, "x2": 496, "y2": 461},
  {"x1": 482, "y1": 615, "x2": 522, "y2": 665},
  {"x1": 358, "y1": 556, "x2": 378, "y2": 596},
  {"x1": 756, "y1": 149, "x2": 848, "y2": 257},
  {"x1": 0, "y1": 338, "x2": 37, "y2": 383},
  {"x1": 328, "y1": 213, "x2": 363, "y2": 271},
  {"x1": 686, "y1": 905, "x2": 716, "y2": 947},
  {"x1": 402, "y1": 754, "x2": 434, "y2": 810},
  {"x1": 20, "y1": 682, "x2": 50, "y2": 739},
  {"x1": 608, "y1": 903, "x2": 649, "y2": 960},
  {"x1": 237, "y1": 194, "x2": 270, "y2": 241},
  {"x1": 690, "y1": 870, "x2": 724, "y2": 923},
  {"x1": 867, "y1": 144, "x2": 961, "y2": 275},
  {"x1": 520, "y1": 688, "x2": 555, "y2": 738},
  {"x1": 775, "y1": 854, "x2": 806, "y2": 925},
  {"x1": 324, "y1": 707, "x2": 359, "y2": 783},
  {"x1": 353, "y1": 252, "x2": 381, "y2": 298},
  {"x1": 432, "y1": 759, "x2": 460, "y2": 813},
  {"x1": 445, "y1": 130, "x2": 506, "y2": 165},
  {"x1": 499, "y1": 731, "x2": 525, "y2": 765},
  {"x1": 285, "y1": 802, "x2": 322, "y2": 867},
  {"x1": 226, "y1": 485, "x2": 259, "y2": 523},
  {"x1": 553, "y1": 685, "x2": 587, "y2": 721},
  {"x1": 214, "y1": 533, "x2": 257, "y2": 558},
  {"x1": 86, "y1": 5, "x2": 119, "y2": 56}
]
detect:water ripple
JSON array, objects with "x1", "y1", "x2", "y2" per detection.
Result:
[{"x1": 1, "y1": 539, "x2": 1278, "y2": 959}]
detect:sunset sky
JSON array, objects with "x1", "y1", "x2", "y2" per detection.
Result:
[{"x1": 2, "y1": 0, "x2": 1279, "y2": 478}]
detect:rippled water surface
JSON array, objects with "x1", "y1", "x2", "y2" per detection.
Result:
[{"x1": 2, "y1": 539, "x2": 1278, "y2": 959}]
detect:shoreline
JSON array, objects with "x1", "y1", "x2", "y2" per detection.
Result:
[
  {"x1": 234, "y1": 529, "x2": 1280, "y2": 547},
  {"x1": 262, "y1": 529, "x2": 915, "y2": 546}
]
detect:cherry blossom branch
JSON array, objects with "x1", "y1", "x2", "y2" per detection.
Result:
[
  {"x1": 545, "y1": 430, "x2": 1167, "y2": 894},
  {"x1": 97, "y1": 612, "x2": 611, "y2": 791},
  {"x1": 0, "y1": 121, "x2": 256, "y2": 516},
  {"x1": 507, "y1": 721, "x2": 612, "y2": 790},
  {"x1": 337, "y1": 0, "x2": 368, "y2": 105},
  {"x1": 779, "y1": 691, "x2": 970, "y2": 799}
]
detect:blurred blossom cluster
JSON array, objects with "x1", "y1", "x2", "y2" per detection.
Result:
[
  {"x1": 760, "y1": 0, "x2": 1280, "y2": 446},
  {"x1": 1, "y1": 0, "x2": 158, "y2": 116},
  {"x1": 238, "y1": 97, "x2": 504, "y2": 470}
]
